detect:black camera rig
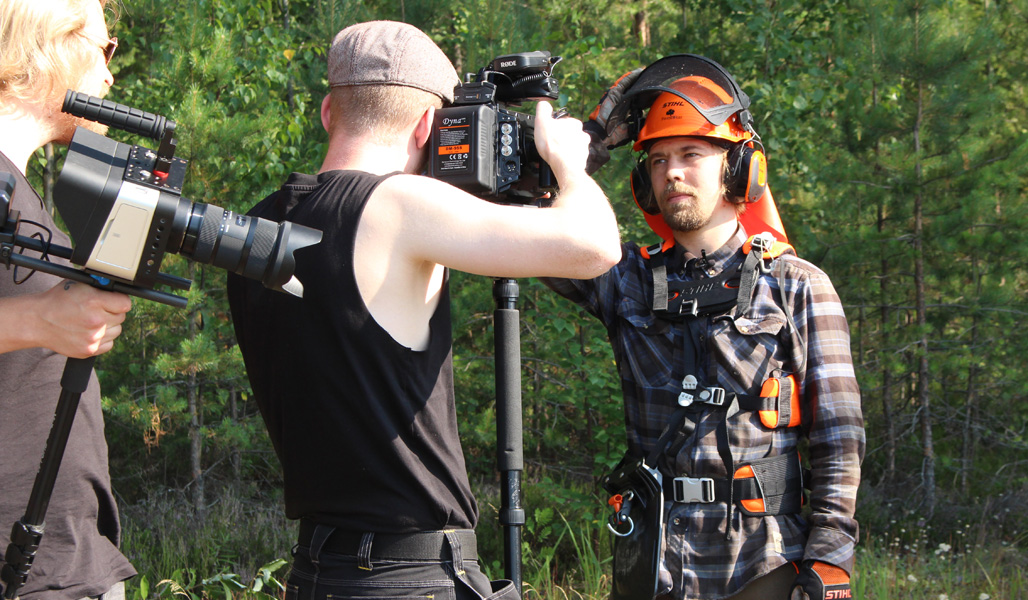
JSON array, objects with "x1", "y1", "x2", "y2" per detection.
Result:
[
  {"x1": 428, "y1": 51, "x2": 562, "y2": 204},
  {"x1": 1, "y1": 91, "x2": 322, "y2": 307}
]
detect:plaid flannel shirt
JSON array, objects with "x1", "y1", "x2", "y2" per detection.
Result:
[{"x1": 543, "y1": 226, "x2": 863, "y2": 600}]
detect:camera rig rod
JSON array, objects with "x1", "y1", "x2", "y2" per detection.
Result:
[
  {"x1": 493, "y1": 278, "x2": 525, "y2": 596},
  {"x1": 0, "y1": 235, "x2": 189, "y2": 308}
]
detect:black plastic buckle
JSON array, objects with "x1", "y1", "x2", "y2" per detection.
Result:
[{"x1": 672, "y1": 477, "x2": 715, "y2": 503}]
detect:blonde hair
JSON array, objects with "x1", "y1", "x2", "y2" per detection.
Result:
[
  {"x1": 0, "y1": 0, "x2": 115, "y2": 105},
  {"x1": 329, "y1": 84, "x2": 442, "y2": 144}
]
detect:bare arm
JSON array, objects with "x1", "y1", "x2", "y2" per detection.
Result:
[
  {"x1": 368, "y1": 101, "x2": 621, "y2": 280},
  {"x1": 0, "y1": 281, "x2": 132, "y2": 358}
]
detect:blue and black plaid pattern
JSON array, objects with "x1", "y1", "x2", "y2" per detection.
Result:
[{"x1": 543, "y1": 227, "x2": 864, "y2": 599}]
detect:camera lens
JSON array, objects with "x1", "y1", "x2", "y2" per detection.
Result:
[{"x1": 177, "y1": 202, "x2": 320, "y2": 297}]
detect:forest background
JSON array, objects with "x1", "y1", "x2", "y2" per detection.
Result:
[{"x1": 19, "y1": 0, "x2": 1028, "y2": 597}]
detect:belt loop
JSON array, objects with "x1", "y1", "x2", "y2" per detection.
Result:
[
  {"x1": 444, "y1": 530, "x2": 466, "y2": 576},
  {"x1": 309, "y1": 524, "x2": 335, "y2": 570},
  {"x1": 357, "y1": 532, "x2": 375, "y2": 571}
]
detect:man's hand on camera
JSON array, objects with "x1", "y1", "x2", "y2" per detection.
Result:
[
  {"x1": 584, "y1": 67, "x2": 644, "y2": 174},
  {"x1": 533, "y1": 101, "x2": 590, "y2": 184},
  {"x1": 34, "y1": 281, "x2": 133, "y2": 358}
]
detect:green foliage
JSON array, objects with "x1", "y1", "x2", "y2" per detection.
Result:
[{"x1": 21, "y1": 0, "x2": 1014, "y2": 591}]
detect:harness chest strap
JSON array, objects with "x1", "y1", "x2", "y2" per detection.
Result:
[
  {"x1": 678, "y1": 373, "x2": 801, "y2": 430},
  {"x1": 643, "y1": 232, "x2": 793, "y2": 318}
]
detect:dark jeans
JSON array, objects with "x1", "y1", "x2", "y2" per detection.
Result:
[{"x1": 285, "y1": 524, "x2": 518, "y2": 600}]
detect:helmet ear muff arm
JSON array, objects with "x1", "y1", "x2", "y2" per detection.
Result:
[
  {"x1": 725, "y1": 141, "x2": 767, "y2": 203},
  {"x1": 631, "y1": 157, "x2": 659, "y2": 215}
]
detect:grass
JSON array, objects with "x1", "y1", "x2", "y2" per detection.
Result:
[{"x1": 118, "y1": 484, "x2": 1027, "y2": 600}]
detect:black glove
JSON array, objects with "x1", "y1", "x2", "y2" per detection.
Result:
[
  {"x1": 584, "y1": 67, "x2": 643, "y2": 174},
  {"x1": 790, "y1": 561, "x2": 852, "y2": 600}
]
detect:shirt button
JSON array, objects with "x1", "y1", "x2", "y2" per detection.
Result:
[{"x1": 672, "y1": 517, "x2": 682, "y2": 526}]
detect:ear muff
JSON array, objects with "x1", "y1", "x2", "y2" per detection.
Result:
[
  {"x1": 725, "y1": 142, "x2": 767, "y2": 203},
  {"x1": 630, "y1": 157, "x2": 658, "y2": 215}
]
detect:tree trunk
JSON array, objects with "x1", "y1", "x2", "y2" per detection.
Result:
[
  {"x1": 878, "y1": 201, "x2": 896, "y2": 485},
  {"x1": 187, "y1": 263, "x2": 205, "y2": 517},
  {"x1": 912, "y1": 6, "x2": 935, "y2": 517},
  {"x1": 871, "y1": 29, "x2": 896, "y2": 486},
  {"x1": 188, "y1": 372, "x2": 204, "y2": 516},
  {"x1": 230, "y1": 387, "x2": 241, "y2": 480},
  {"x1": 633, "y1": 1, "x2": 650, "y2": 48},
  {"x1": 280, "y1": 0, "x2": 294, "y2": 111}
]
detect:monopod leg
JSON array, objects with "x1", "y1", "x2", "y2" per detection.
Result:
[
  {"x1": 493, "y1": 278, "x2": 525, "y2": 596},
  {"x1": 1, "y1": 356, "x2": 95, "y2": 600}
]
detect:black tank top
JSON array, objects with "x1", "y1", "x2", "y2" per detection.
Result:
[{"x1": 227, "y1": 170, "x2": 477, "y2": 532}]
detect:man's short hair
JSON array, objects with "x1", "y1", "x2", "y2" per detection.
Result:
[
  {"x1": 328, "y1": 84, "x2": 443, "y2": 143},
  {"x1": 0, "y1": 0, "x2": 113, "y2": 105}
]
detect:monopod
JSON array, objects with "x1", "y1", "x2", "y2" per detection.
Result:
[{"x1": 493, "y1": 278, "x2": 525, "y2": 596}]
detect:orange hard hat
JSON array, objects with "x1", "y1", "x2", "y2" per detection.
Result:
[
  {"x1": 633, "y1": 75, "x2": 751, "y2": 151},
  {"x1": 618, "y1": 55, "x2": 790, "y2": 245}
]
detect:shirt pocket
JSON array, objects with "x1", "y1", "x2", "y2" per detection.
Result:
[
  {"x1": 715, "y1": 313, "x2": 788, "y2": 380},
  {"x1": 712, "y1": 314, "x2": 790, "y2": 461},
  {"x1": 615, "y1": 292, "x2": 677, "y2": 390}
]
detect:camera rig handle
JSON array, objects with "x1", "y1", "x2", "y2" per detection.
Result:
[{"x1": 62, "y1": 91, "x2": 178, "y2": 176}]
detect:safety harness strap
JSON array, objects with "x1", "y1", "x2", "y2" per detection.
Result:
[
  {"x1": 663, "y1": 449, "x2": 805, "y2": 516},
  {"x1": 644, "y1": 232, "x2": 793, "y2": 320},
  {"x1": 647, "y1": 243, "x2": 672, "y2": 315},
  {"x1": 675, "y1": 374, "x2": 800, "y2": 430}
]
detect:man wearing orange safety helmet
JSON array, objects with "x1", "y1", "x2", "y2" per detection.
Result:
[{"x1": 543, "y1": 55, "x2": 864, "y2": 600}]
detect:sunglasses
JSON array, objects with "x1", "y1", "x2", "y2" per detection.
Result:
[
  {"x1": 81, "y1": 33, "x2": 118, "y2": 65},
  {"x1": 98, "y1": 36, "x2": 118, "y2": 65}
]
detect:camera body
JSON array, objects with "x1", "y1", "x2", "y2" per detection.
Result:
[
  {"x1": 428, "y1": 51, "x2": 561, "y2": 203},
  {"x1": 53, "y1": 92, "x2": 321, "y2": 300}
]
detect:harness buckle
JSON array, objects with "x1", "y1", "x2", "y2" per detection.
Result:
[
  {"x1": 750, "y1": 232, "x2": 777, "y2": 274},
  {"x1": 699, "y1": 387, "x2": 725, "y2": 406},
  {"x1": 678, "y1": 298, "x2": 699, "y2": 316},
  {"x1": 672, "y1": 477, "x2": 715, "y2": 503}
]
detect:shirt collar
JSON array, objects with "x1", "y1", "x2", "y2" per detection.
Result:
[{"x1": 671, "y1": 224, "x2": 747, "y2": 277}]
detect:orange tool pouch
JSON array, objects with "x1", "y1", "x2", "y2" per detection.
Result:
[
  {"x1": 730, "y1": 449, "x2": 806, "y2": 516},
  {"x1": 758, "y1": 374, "x2": 802, "y2": 429}
]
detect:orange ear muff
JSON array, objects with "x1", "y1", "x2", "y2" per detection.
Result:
[{"x1": 726, "y1": 143, "x2": 767, "y2": 203}]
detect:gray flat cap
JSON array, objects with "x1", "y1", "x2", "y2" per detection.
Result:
[{"x1": 328, "y1": 20, "x2": 460, "y2": 103}]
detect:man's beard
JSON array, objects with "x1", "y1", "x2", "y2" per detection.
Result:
[{"x1": 658, "y1": 181, "x2": 712, "y2": 232}]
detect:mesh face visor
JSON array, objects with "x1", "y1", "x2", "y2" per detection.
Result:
[{"x1": 610, "y1": 54, "x2": 754, "y2": 141}]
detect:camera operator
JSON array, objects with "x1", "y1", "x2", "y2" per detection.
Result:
[
  {"x1": 226, "y1": 20, "x2": 620, "y2": 600},
  {"x1": 0, "y1": 1, "x2": 136, "y2": 599}
]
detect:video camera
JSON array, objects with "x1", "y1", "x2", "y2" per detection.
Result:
[
  {"x1": 0, "y1": 91, "x2": 322, "y2": 308},
  {"x1": 428, "y1": 51, "x2": 562, "y2": 204}
]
